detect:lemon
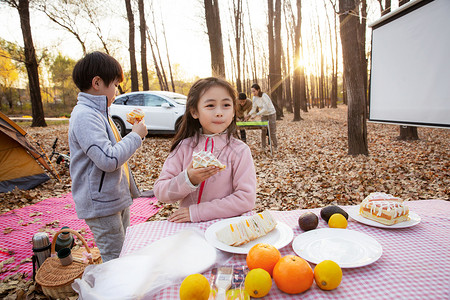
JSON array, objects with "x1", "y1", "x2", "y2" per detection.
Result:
[
  {"x1": 314, "y1": 260, "x2": 343, "y2": 290},
  {"x1": 179, "y1": 273, "x2": 210, "y2": 300},
  {"x1": 226, "y1": 288, "x2": 250, "y2": 299},
  {"x1": 328, "y1": 213, "x2": 348, "y2": 228},
  {"x1": 244, "y1": 268, "x2": 272, "y2": 298}
]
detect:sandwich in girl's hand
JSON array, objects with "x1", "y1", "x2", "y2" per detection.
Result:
[
  {"x1": 192, "y1": 151, "x2": 226, "y2": 170},
  {"x1": 126, "y1": 108, "x2": 145, "y2": 124}
]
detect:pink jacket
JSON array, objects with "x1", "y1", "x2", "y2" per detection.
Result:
[{"x1": 154, "y1": 134, "x2": 256, "y2": 222}]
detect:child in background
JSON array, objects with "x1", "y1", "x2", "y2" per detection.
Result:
[
  {"x1": 236, "y1": 92, "x2": 253, "y2": 143},
  {"x1": 154, "y1": 77, "x2": 256, "y2": 223},
  {"x1": 69, "y1": 51, "x2": 147, "y2": 261}
]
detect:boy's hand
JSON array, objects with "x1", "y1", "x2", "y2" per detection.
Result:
[
  {"x1": 168, "y1": 207, "x2": 191, "y2": 223},
  {"x1": 132, "y1": 120, "x2": 147, "y2": 138},
  {"x1": 187, "y1": 161, "x2": 219, "y2": 186}
]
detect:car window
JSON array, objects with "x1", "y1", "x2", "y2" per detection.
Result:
[
  {"x1": 126, "y1": 94, "x2": 144, "y2": 106},
  {"x1": 144, "y1": 94, "x2": 171, "y2": 107},
  {"x1": 113, "y1": 95, "x2": 143, "y2": 106},
  {"x1": 113, "y1": 97, "x2": 125, "y2": 105}
]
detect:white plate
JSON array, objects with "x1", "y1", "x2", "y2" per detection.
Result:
[
  {"x1": 347, "y1": 206, "x2": 421, "y2": 228},
  {"x1": 292, "y1": 228, "x2": 382, "y2": 268},
  {"x1": 204, "y1": 216, "x2": 294, "y2": 254}
]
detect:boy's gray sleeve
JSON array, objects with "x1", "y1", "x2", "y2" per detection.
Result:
[{"x1": 74, "y1": 113, "x2": 142, "y2": 172}]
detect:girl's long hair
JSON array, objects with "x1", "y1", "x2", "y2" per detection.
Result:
[{"x1": 170, "y1": 77, "x2": 239, "y2": 152}]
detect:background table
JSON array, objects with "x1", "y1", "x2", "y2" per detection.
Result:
[
  {"x1": 121, "y1": 200, "x2": 450, "y2": 299},
  {"x1": 236, "y1": 121, "x2": 272, "y2": 154}
]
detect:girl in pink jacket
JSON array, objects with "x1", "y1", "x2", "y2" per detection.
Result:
[{"x1": 154, "y1": 77, "x2": 256, "y2": 223}]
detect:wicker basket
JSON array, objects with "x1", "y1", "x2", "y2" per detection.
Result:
[{"x1": 35, "y1": 228, "x2": 102, "y2": 299}]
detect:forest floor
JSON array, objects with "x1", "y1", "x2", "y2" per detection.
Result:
[{"x1": 1, "y1": 105, "x2": 449, "y2": 298}]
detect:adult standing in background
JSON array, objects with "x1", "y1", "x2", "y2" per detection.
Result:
[
  {"x1": 245, "y1": 83, "x2": 278, "y2": 151},
  {"x1": 236, "y1": 92, "x2": 252, "y2": 143}
]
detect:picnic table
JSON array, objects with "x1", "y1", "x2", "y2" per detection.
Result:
[
  {"x1": 236, "y1": 121, "x2": 273, "y2": 155},
  {"x1": 120, "y1": 200, "x2": 450, "y2": 299}
]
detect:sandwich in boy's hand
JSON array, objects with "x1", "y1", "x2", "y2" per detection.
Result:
[
  {"x1": 192, "y1": 150, "x2": 226, "y2": 170},
  {"x1": 126, "y1": 108, "x2": 145, "y2": 124}
]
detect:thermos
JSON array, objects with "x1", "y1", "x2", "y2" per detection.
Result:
[
  {"x1": 54, "y1": 226, "x2": 74, "y2": 253},
  {"x1": 32, "y1": 232, "x2": 51, "y2": 270}
]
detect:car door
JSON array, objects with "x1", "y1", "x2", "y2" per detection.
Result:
[{"x1": 143, "y1": 94, "x2": 175, "y2": 130}]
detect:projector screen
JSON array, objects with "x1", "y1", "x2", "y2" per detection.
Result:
[{"x1": 369, "y1": 0, "x2": 450, "y2": 128}]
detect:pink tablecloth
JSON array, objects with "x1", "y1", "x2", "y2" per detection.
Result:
[{"x1": 121, "y1": 200, "x2": 450, "y2": 299}]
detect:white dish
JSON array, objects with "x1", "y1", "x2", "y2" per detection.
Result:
[
  {"x1": 292, "y1": 228, "x2": 382, "y2": 268},
  {"x1": 204, "y1": 216, "x2": 294, "y2": 254},
  {"x1": 347, "y1": 206, "x2": 421, "y2": 228}
]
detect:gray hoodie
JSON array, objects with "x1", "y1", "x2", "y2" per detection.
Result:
[{"x1": 69, "y1": 92, "x2": 142, "y2": 219}]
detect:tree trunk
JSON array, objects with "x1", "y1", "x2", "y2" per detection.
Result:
[
  {"x1": 138, "y1": 0, "x2": 149, "y2": 90},
  {"x1": 268, "y1": 0, "x2": 283, "y2": 120},
  {"x1": 292, "y1": 0, "x2": 303, "y2": 121},
  {"x1": 339, "y1": 0, "x2": 368, "y2": 156},
  {"x1": 162, "y1": 22, "x2": 176, "y2": 92},
  {"x1": 125, "y1": 0, "x2": 139, "y2": 91},
  {"x1": 204, "y1": 0, "x2": 226, "y2": 78},
  {"x1": 357, "y1": 0, "x2": 368, "y2": 114},
  {"x1": 147, "y1": 30, "x2": 165, "y2": 91},
  {"x1": 232, "y1": 0, "x2": 243, "y2": 92},
  {"x1": 325, "y1": 0, "x2": 338, "y2": 108},
  {"x1": 18, "y1": 0, "x2": 46, "y2": 127},
  {"x1": 273, "y1": 0, "x2": 283, "y2": 119}
]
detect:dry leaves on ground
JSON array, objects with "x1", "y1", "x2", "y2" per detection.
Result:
[
  {"x1": 0, "y1": 105, "x2": 449, "y2": 297},
  {"x1": 1, "y1": 105, "x2": 449, "y2": 215}
]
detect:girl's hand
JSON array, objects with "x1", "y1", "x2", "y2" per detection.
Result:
[
  {"x1": 168, "y1": 207, "x2": 191, "y2": 223},
  {"x1": 187, "y1": 162, "x2": 220, "y2": 186}
]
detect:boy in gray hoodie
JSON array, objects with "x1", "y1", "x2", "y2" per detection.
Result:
[{"x1": 69, "y1": 52, "x2": 147, "y2": 261}]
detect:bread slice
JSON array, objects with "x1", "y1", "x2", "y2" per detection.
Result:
[
  {"x1": 192, "y1": 151, "x2": 226, "y2": 170},
  {"x1": 359, "y1": 192, "x2": 410, "y2": 225},
  {"x1": 216, "y1": 211, "x2": 277, "y2": 246}
]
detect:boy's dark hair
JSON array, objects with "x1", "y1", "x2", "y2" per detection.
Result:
[
  {"x1": 170, "y1": 77, "x2": 238, "y2": 152},
  {"x1": 238, "y1": 92, "x2": 247, "y2": 100},
  {"x1": 251, "y1": 83, "x2": 263, "y2": 97},
  {"x1": 72, "y1": 51, "x2": 124, "y2": 92}
]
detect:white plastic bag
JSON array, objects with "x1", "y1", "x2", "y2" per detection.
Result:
[{"x1": 72, "y1": 228, "x2": 231, "y2": 300}]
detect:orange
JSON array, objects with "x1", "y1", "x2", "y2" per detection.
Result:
[
  {"x1": 273, "y1": 255, "x2": 314, "y2": 294},
  {"x1": 246, "y1": 243, "x2": 281, "y2": 277}
]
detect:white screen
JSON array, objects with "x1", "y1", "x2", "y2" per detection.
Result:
[{"x1": 369, "y1": 0, "x2": 450, "y2": 128}]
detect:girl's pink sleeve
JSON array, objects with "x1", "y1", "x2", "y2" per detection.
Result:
[
  {"x1": 189, "y1": 145, "x2": 256, "y2": 222},
  {"x1": 153, "y1": 151, "x2": 197, "y2": 203}
]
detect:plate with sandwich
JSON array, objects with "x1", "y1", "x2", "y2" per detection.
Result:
[{"x1": 205, "y1": 211, "x2": 294, "y2": 254}]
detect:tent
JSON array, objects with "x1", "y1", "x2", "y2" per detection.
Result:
[{"x1": 0, "y1": 111, "x2": 56, "y2": 193}]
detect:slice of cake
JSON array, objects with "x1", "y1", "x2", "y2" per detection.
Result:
[
  {"x1": 359, "y1": 192, "x2": 410, "y2": 225},
  {"x1": 216, "y1": 211, "x2": 277, "y2": 246},
  {"x1": 192, "y1": 151, "x2": 226, "y2": 170}
]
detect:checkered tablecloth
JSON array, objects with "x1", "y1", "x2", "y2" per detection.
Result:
[{"x1": 120, "y1": 200, "x2": 450, "y2": 299}]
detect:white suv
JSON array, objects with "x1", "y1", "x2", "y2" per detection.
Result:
[{"x1": 110, "y1": 91, "x2": 187, "y2": 136}]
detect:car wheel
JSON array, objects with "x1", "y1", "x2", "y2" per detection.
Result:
[{"x1": 112, "y1": 117, "x2": 126, "y2": 137}]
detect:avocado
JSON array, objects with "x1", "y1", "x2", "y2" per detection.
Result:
[
  {"x1": 320, "y1": 205, "x2": 349, "y2": 223},
  {"x1": 298, "y1": 212, "x2": 319, "y2": 231}
]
